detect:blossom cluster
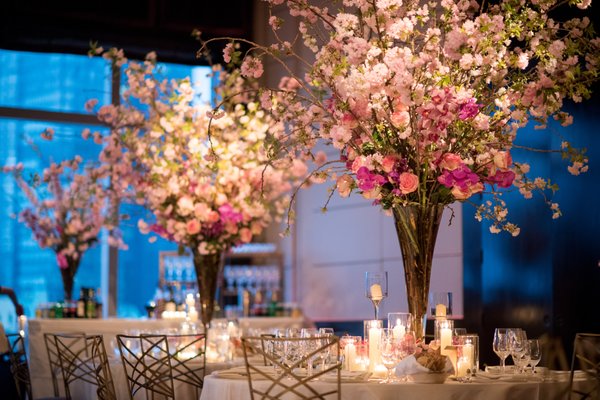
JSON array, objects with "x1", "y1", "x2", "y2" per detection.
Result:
[
  {"x1": 90, "y1": 51, "x2": 305, "y2": 254},
  {"x1": 207, "y1": 0, "x2": 600, "y2": 234},
  {"x1": 3, "y1": 158, "x2": 124, "y2": 270}
]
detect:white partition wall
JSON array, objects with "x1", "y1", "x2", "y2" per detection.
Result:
[{"x1": 294, "y1": 182, "x2": 464, "y2": 322}]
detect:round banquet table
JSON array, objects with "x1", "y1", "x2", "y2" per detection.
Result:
[{"x1": 199, "y1": 372, "x2": 586, "y2": 400}]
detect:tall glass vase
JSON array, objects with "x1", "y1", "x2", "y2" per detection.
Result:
[
  {"x1": 59, "y1": 255, "x2": 80, "y2": 302},
  {"x1": 191, "y1": 248, "x2": 224, "y2": 328},
  {"x1": 392, "y1": 204, "x2": 445, "y2": 341}
]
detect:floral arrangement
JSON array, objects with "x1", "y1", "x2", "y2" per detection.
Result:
[
  {"x1": 204, "y1": 0, "x2": 600, "y2": 235},
  {"x1": 414, "y1": 342, "x2": 448, "y2": 372},
  {"x1": 88, "y1": 49, "x2": 306, "y2": 254},
  {"x1": 3, "y1": 155, "x2": 125, "y2": 299}
]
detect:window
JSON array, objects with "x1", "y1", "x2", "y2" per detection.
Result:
[{"x1": 0, "y1": 49, "x2": 212, "y2": 329}]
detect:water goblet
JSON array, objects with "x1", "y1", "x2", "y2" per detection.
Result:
[
  {"x1": 508, "y1": 329, "x2": 529, "y2": 374},
  {"x1": 528, "y1": 339, "x2": 542, "y2": 374},
  {"x1": 493, "y1": 328, "x2": 510, "y2": 373},
  {"x1": 365, "y1": 271, "x2": 388, "y2": 320},
  {"x1": 380, "y1": 329, "x2": 401, "y2": 383},
  {"x1": 318, "y1": 328, "x2": 335, "y2": 368}
]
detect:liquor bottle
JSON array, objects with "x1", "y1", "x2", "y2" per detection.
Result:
[
  {"x1": 164, "y1": 285, "x2": 177, "y2": 312},
  {"x1": 85, "y1": 288, "x2": 97, "y2": 318},
  {"x1": 76, "y1": 289, "x2": 86, "y2": 318},
  {"x1": 95, "y1": 288, "x2": 103, "y2": 318}
]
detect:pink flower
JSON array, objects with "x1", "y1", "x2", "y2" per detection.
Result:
[
  {"x1": 240, "y1": 56, "x2": 264, "y2": 79},
  {"x1": 186, "y1": 219, "x2": 201, "y2": 235},
  {"x1": 493, "y1": 151, "x2": 512, "y2": 170},
  {"x1": 336, "y1": 174, "x2": 354, "y2": 197},
  {"x1": 451, "y1": 182, "x2": 484, "y2": 200},
  {"x1": 239, "y1": 227, "x2": 252, "y2": 243},
  {"x1": 381, "y1": 156, "x2": 398, "y2": 173},
  {"x1": 398, "y1": 172, "x2": 419, "y2": 194},
  {"x1": 56, "y1": 252, "x2": 68, "y2": 270},
  {"x1": 223, "y1": 43, "x2": 235, "y2": 63},
  {"x1": 439, "y1": 153, "x2": 463, "y2": 171}
]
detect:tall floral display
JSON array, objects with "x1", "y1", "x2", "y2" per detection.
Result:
[
  {"x1": 3, "y1": 157, "x2": 125, "y2": 302},
  {"x1": 205, "y1": 0, "x2": 600, "y2": 337},
  {"x1": 92, "y1": 50, "x2": 305, "y2": 327}
]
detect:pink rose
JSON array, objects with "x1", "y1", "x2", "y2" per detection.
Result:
[
  {"x1": 451, "y1": 182, "x2": 484, "y2": 200},
  {"x1": 399, "y1": 172, "x2": 419, "y2": 194},
  {"x1": 439, "y1": 153, "x2": 463, "y2": 171},
  {"x1": 206, "y1": 211, "x2": 220, "y2": 224},
  {"x1": 381, "y1": 155, "x2": 397, "y2": 173},
  {"x1": 239, "y1": 227, "x2": 252, "y2": 243},
  {"x1": 186, "y1": 219, "x2": 201, "y2": 235},
  {"x1": 493, "y1": 151, "x2": 512, "y2": 170},
  {"x1": 336, "y1": 175, "x2": 354, "y2": 197}
]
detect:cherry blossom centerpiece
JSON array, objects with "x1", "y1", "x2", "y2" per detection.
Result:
[
  {"x1": 91, "y1": 49, "x2": 305, "y2": 327},
  {"x1": 204, "y1": 0, "x2": 600, "y2": 337}
]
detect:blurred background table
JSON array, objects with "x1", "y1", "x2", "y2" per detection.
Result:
[{"x1": 28, "y1": 316, "x2": 305, "y2": 398}]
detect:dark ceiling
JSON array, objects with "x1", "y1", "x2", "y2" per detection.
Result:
[{"x1": 0, "y1": 0, "x2": 254, "y2": 65}]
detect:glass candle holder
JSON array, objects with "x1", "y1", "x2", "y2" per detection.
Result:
[
  {"x1": 364, "y1": 319, "x2": 383, "y2": 372},
  {"x1": 387, "y1": 312, "x2": 412, "y2": 339},
  {"x1": 457, "y1": 334, "x2": 479, "y2": 377},
  {"x1": 340, "y1": 335, "x2": 361, "y2": 371},
  {"x1": 434, "y1": 319, "x2": 454, "y2": 356},
  {"x1": 429, "y1": 292, "x2": 453, "y2": 318}
]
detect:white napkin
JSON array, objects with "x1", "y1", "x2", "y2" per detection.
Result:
[{"x1": 395, "y1": 355, "x2": 453, "y2": 377}]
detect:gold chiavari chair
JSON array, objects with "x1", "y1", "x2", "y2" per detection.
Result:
[
  {"x1": 48, "y1": 333, "x2": 116, "y2": 400},
  {"x1": 570, "y1": 333, "x2": 600, "y2": 400},
  {"x1": 117, "y1": 333, "x2": 206, "y2": 400},
  {"x1": 242, "y1": 335, "x2": 341, "y2": 400},
  {"x1": 44, "y1": 331, "x2": 85, "y2": 397},
  {"x1": 6, "y1": 333, "x2": 32, "y2": 400}
]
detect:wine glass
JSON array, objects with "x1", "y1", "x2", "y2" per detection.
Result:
[
  {"x1": 318, "y1": 327, "x2": 335, "y2": 369},
  {"x1": 528, "y1": 339, "x2": 542, "y2": 374},
  {"x1": 365, "y1": 271, "x2": 388, "y2": 320},
  {"x1": 301, "y1": 328, "x2": 321, "y2": 376},
  {"x1": 380, "y1": 329, "x2": 401, "y2": 383},
  {"x1": 493, "y1": 328, "x2": 510, "y2": 373},
  {"x1": 508, "y1": 328, "x2": 529, "y2": 374}
]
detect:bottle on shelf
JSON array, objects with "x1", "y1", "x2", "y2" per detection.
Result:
[
  {"x1": 85, "y1": 288, "x2": 96, "y2": 318},
  {"x1": 95, "y1": 287, "x2": 103, "y2": 318},
  {"x1": 76, "y1": 289, "x2": 86, "y2": 318}
]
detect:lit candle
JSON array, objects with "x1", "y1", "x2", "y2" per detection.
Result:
[
  {"x1": 372, "y1": 364, "x2": 388, "y2": 379},
  {"x1": 440, "y1": 326, "x2": 452, "y2": 356},
  {"x1": 392, "y1": 320, "x2": 406, "y2": 339},
  {"x1": 368, "y1": 327, "x2": 382, "y2": 372},
  {"x1": 463, "y1": 343, "x2": 474, "y2": 367},
  {"x1": 188, "y1": 307, "x2": 198, "y2": 322},
  {"x1": 435, "y1": 303, "x2": 447, "y2": 317},
  {"x1": 186, "y1": 293, "x2": 195, "y2": 308},
  {"x1": 456, "y1": 357, "x2": 470, "y2": 378},
  {"x1": 344, "y1": 342, "x2": 357, "y2": 371},
  {"x1": 370, "y1": 284, "x2": 383, "y2": 301}
]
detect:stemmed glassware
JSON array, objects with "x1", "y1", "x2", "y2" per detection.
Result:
[
  {"x1": 528, "y1": 339, "x2": 542, "y2": 374},
  {"x1": 508, "y1": 328, "x2": 530, "y2": 374},
  {"x1": 380, "y1": 329, "x2": 401, "y2": 383},
  {"x1": 301, "y1": 328, "x2": 321, "y2": 376},
  {"x1": 365, "y1": 271, "x2": 388, "y2": 320},
  {"x1": 493, "y1": 328, "x2": 510, "y2": 373}
]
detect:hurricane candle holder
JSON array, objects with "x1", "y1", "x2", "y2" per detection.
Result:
[{"x1": 364, "y1": 319, "x2": 383, "y2": 372}]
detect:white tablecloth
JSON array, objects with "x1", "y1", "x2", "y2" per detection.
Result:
[
  {"x1": 28, "y1": 316, "x2": 305, "y2": 398},
  {"x1": 199, "y1": 373, "x2": 586, "y2": 400}
]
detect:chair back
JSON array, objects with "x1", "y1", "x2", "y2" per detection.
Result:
[
  {"x1": 116, "y1": 333, "x2": 206, "y2": 400},
  {"x1": 48, "y1": 333, "x2": 116, "y2": 400},
  {"x1": 570, "y1": 333, "x2": 600, "y2": 400},
  {"x1": 242, "y1": 335, "x2": 341, "y2": 400},
  {"x1": 6, "y1": 333, "x2": 32, "y2": 400}
]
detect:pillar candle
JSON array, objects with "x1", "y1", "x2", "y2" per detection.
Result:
[
  {"x1": 440, "y1": 327, "x2": 452, "y2": 356},
  {"x1": 435, "y1": 304, "x2": 447, "y2": 317},
  {"x1": 344, "y1": 342, "x2": 357, "y2": 371},
  {"x1": 392, "y1": 321, "x2": 406, "y2": 339},
  {"x1": 456, "y1": 357, "x2": 470, "y2": 377},
  {"x1": 370, "y1": 284, "x2": 383, "y2": 301},
  {"x1": 368, "y1": 327, "x2": 381, "y2": 372}
]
